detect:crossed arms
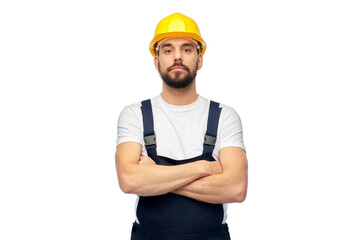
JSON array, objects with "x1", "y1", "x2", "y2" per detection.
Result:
[{"x1": 115, "y1": 142, "x2": 248, "y2": 204}]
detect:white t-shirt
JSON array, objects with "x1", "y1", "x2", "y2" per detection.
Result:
[
  {"x1": 116, "y1": 95, "x2": 246, "y2": 160},
  {"x1": 116, "y1": 94, "x2": 246, "y2": 223}
]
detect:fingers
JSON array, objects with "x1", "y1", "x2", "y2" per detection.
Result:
[
  {"x1": 139, "y1": 155, "x2": 151, "y2": 161},
  {"x1": 210, "y1": 161, "x2": 223, "y2": 175},
  {"x1": 138, "y1": 155, "x2": 156, "y2": 165}
]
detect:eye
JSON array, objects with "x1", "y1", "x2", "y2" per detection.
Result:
[
  {"x1": 163, "y1": 49, "x2": 173, "y2": 54},
  {"x1": 183, "y1": 48, "x2": 191, "y2": 53}
]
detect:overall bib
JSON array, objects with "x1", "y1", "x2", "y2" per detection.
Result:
[{"x1": 130, "y1": 99, "x2": 231, "y2": 240}]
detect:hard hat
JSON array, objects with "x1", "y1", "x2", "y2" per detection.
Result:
[{"x1": 149, "y1": 13, "x2": 206, "y2": 57}]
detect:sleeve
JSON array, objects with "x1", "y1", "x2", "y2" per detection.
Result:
[
  {"x1": 218, "y1": 106, "x2": 246, "y2": 152},
  {"x1": 116, "y1": 105, "x2": 143, "y2": 147}
]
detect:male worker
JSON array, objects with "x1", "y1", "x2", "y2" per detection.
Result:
[{"x1": 115, "y1": 13, "x2": 248, "y2": 240}]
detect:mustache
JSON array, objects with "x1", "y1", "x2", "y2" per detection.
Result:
[{"x1": 166, "y1": 62, "x2": 191, "y2": 72}]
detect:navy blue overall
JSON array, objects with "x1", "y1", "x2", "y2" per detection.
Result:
[{"x1": 130, "y1": 99, "x2": 231, "y2": 240}]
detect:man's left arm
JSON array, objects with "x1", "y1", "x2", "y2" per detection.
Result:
[{"x1": 173, "y1": 146, "x2": 248, "y2": 204}]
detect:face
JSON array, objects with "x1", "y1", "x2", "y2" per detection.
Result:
[{"x1": 154, "y1": 38, "x2": 203, "y2": 89}]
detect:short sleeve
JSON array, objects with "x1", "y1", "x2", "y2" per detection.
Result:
[
  {"x1": 218, "y1": 106, "x2": 246, "y2": 152},
  {"x1": 116, "y1": 105, "x2": 143, "y2": 147}
]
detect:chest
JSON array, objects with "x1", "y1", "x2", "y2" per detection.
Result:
[{"x1": 151, "y1": 107, "x2": 209, "y2": 159}]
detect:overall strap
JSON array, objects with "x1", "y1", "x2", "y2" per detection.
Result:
[
  {"x1": 141, "y1": 99, "x2": 157, "y2": 158},
  {"x1": 202, "y1": 101, "x2": 222, "y2": 157}
]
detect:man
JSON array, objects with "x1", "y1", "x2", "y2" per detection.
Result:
[{"x1": 115, "y1": 12, "x2": 248, "y2": 240}]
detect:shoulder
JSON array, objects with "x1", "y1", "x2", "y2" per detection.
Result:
[
  {"x1": 198, "y1": 96, "x2": 242, "y2": 123},
  {"x1": 201, "y1": 96, "x2": 241, "y2": 121},
  {"x1": 118, "y1": 102, "x2": 141, "y2": 121},
  {"x1": 118, "y1": 96, "x2": 163, "y2": 122},
  {"x1": 213, "y1": 101, "x2": 246, "y2": 151},
  {"x1": 119, "y1": 96, "x2": 159, "y2": 116},
  {"x1": 219, "y1": 102, "x2": 241, "y2": 121},
  {"x1": 215, "y1": 100, "x2": 244, "y2": 135}
]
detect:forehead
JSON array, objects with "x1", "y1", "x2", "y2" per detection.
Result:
[{"x1": 159, "y1": 37, "x2": 197, "y2": 48}]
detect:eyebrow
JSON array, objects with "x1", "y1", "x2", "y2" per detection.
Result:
[
  {"x1": 160, "y1": 43, "x2": 173, "y2": 49},
  {"x1": 182, "y1": 43, "x2": 196, "y2": 48},
  {"x1": 160, "y1": 42, "x2": 197, "y2": 49}
]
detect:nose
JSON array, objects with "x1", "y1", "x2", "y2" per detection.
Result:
[{"x1": 174, "y1": 50, "x2": 183, "y2": 62}]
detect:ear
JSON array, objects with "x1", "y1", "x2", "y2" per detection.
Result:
[
  {"x1": 154, "y1": 56, "x2": 159, "y2": 71},
  {"x1": 197, "y1": 54, "x2": 203, "y2": 70}
]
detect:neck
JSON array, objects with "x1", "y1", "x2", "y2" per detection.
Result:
[{"x1": 161, "y1": 80, "x2": 198, "y2": 105}]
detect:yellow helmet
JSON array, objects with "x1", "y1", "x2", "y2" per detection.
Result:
[{"x1": 149, "y1": 13, "x2": 207, "y2": 57}]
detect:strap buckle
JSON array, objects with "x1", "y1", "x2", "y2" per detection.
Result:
[
  {"x1": 204, "y1": 134, "x2": 216, "y2": 146},
  {"x1": 144, "y1": 135, "x2": 156, "y2": 147}
]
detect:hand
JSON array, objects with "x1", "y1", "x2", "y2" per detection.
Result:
[
  {"x1": 198, "y1": 160, "x2": 222, "y2": 175},
  {"x1": 139, "y1": 155, "x2": 156, "y2": 165},
  {"x1": 208, "y1": 161, "x2": 223, "y2": 175}
]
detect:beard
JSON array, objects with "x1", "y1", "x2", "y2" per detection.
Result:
[{"x1": 159, "y1": 61, "x2": 198, "y2": 89}]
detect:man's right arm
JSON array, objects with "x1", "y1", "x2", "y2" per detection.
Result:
[{"x1": 115, "y1": 141, "x2": 222, "y2": 196}]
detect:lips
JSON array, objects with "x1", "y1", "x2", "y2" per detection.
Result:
[
  {"x1": 171, "y1": 66, "x2": 185, "y2": 71},
  {"x1": 166, "y1": 63, "x2": 190, "y2": 73}
]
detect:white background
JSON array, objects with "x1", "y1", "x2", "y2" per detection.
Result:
[{"x1": 1, "y1": 0, "x2": 359, "y2": 239}]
